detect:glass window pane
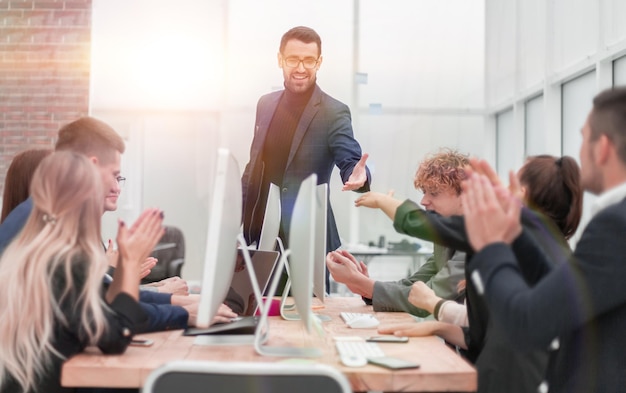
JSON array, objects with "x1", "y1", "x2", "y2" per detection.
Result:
[
  {"x1": 613, "y1": 55, "x2": 626, "y2": 86},
  {"x1": 562, "y1": 71, "x2": 596, "y2": 246},
  {"x1": 496, "y1": 109, "x2": 515, "y2": 181},
  {"x1": 525, "y1": 95, "x2": 544, "y2": 156}
]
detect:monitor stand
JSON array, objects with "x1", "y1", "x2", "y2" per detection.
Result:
[
  {"x1": 194, "y1": 334, "x2": 255, "y2": 346},
  {"x1": 252, "y1": 237, "x2": 322, "y2": 358},
  {"x1": 278, "y1": 243, "x2": 331, "y2": 323},
  {"x1": 188, "y1": 237, "x2": 269, "y2": 347}
]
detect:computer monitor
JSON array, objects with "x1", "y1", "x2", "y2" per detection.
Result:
[
  {"x1": 257, "y1": 183, "x2": 281, "y2": 251},
  {"x1": 286, "y1": 174, "x2": 317, "y2": 333},
  {"x1": 195, "y1": 148, "x2": 242, "y2": 329},
  {"x1": 229, "y1": 249, "x2": 281, "y2": 316},
  {"x1": 312, "y1": 183, "x2": 327, "y2": 301},
  {"x1": 253, "y1": 174, "x2": 322, "y2": 357}
]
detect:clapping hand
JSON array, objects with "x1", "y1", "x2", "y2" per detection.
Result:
[{"x1": 461, "y1": 174, "x2": 522, "y2": 251}]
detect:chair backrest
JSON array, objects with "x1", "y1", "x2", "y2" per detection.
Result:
[
  {"x1": 142, "y1": 225, "x2": 185, "y2": 283},
  {"x1": 142, "y1": 360, "x2": 352, "y2": 393}
]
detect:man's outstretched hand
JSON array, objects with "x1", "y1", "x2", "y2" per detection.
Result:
[{"x1": 343, "y1": 153, "x2": 369, "y2": 191}]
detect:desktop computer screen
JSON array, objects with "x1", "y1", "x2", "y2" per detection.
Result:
[
  {"x1": 312, "y1": 183, "x2": 327, "y2": 301},
  {"x1": 195, "y1": 148, "x2": 242, "y2": 329},
  {"x1": 257, "y1": 183, "x2": 281, "y2": 251},
  {"x1": 286, "y1": 173, "x2": 317, "y2": 334}
]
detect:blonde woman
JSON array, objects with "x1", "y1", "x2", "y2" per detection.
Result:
[{"x1": 0, "y1": 151, "x2": 164, "y2": 393}]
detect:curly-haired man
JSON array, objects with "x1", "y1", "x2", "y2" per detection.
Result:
[{"x1": 326, "y1": 148, "x2": 467, "y2": 316}]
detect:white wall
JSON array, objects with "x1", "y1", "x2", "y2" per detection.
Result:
[
  {"x1": 91, "y1": 0, "x2": 485, "y2": 280},
  {"x1": 485, "y1": 0, "x2": 626, "y2": 245}
]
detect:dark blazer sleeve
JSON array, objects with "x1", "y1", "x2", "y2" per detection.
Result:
[
  {"x1": 97, "y1": 293, "x2": 149, "y2": 354},
  {"x1": 393, "y1": 199, "x2": 474, "y2": 252},
  {"x1": 394, "y1": 199, "x2": 564, "y2": 286},
  {"x1": 468, "y1": 203, "x2": 626, "y2": 348},
  {"x1": 139, "y1": 290, "x2": 172, "y2": 304},
  {"x1": 136, "y1": 302, "x2": 189, "y2": 333},
  {"x1": 325, "y1": 98, "x2": 371, "y2": 192},
  {"x1": 0, "y1": 197, "x2": 33, "y2": 254},
  {"x1": 58, "y1": 267, "x2": 147, "y2": 355}
]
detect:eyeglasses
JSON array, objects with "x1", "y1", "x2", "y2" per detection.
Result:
[
  {"x1": 283, "y1": 57, "x2": 319, "y2": 69},
  {"x1": 116, "y1": 176, "x2": 126, "y2": 187}
]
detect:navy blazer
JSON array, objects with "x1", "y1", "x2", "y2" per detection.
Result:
[
  {"x1": 242, "y1": 84, "x2": 370, "y2": 251},
  {"x1": 470, "y1": 197, "x2": 626, "y2": 393}
]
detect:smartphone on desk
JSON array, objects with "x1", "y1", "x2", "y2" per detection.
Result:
[
  {"x1": 366, "y1": 336, "x2": 409, "y2": 343},
  {"x1": 130, "y1": 338, "x2": 154, "y2": 347},
  {"x1": 367, "y1": 356, "x2": 420, "y2": 370}
]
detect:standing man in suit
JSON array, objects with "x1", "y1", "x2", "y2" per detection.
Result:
[
  {"x1": 242, "y1": 26, "x2": 371, "y2": 287},
  {"x1": 462, "y1": 86, "x2": 626, "y2": 393}
]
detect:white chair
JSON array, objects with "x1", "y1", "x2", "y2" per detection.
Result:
[{"x1": 142, "y1": 360, "x2": 352, "y2": 393}]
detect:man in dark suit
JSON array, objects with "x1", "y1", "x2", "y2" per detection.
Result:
[
  {"x1": 463, "y1": 87, "x2": 626, "y2": 393},
  {"x1": 242, "y1": 26, "x2": 371, "y2": 288}
]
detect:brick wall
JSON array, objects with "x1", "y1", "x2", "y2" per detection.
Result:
[{"x1": 0, "y1": 0, "x2": 92, "y2": 201}]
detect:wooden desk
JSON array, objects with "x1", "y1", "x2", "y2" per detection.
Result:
[{"x1": 62, "y1": 297, "x2": 476, "y2": 392}]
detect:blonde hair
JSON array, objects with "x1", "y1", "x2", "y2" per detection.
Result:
[
  {"x1": 0, "y1": 151, "x2": 109, "y2": 391},
  {"x1": 414, "y1": 148, "x2": 469, "y2": 195}
]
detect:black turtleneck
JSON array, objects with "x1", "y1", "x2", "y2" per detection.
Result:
[{"x1": 262, "y1": 85, "x2": 315, "y2": 189}]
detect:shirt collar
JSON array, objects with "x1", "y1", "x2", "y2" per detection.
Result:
[{"x1": 591, "y1": 181, "x2": 626, "y2": 216}]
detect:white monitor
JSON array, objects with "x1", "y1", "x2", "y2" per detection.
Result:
[
  {"x1": 195, "y1": 148, "x2": 242, "y2": 329},
  {"x1": 286, "y1": 174, "x2": 317, "y2": 334},
  {"x1": 253, "y1": 174, "x2": 322, "y2": 357},
  {"x1": 257, "y1": 183, "x2": 281, "y2": 251},
  {"x1": 312, "y1": 183, "x2": 327, "y2": 301}
]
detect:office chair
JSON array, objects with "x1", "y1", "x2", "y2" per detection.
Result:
[
  {"x1": 142, "y1": 225, "x2": 185, "y2": 284},
  {"x1": 142, "y1": 360, "x2": 352, "y2": 393}
]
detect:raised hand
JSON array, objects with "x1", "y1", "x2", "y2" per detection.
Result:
[
  {"x1": 140, "y1": 257, "x2": 157, "y2": 279},
  {"x1": 107, "y1": 208, "x2": 165, "y2": 302},
  {"x1": 117, "y1": 208, "x2": 165, "y2": 269},
  {"x1": 468, "y1": 157, "x2": 502, "y2": 187},
  {"x1": 326, "y1": 251, "x2": 364, "y2": 283},
  {"x1": 342, "y1": 153, "x2": 369, "y2": 191},
  {"x1": 354, "y1": 190, "x2": 402, "y2": 220},
  {"x1": 461, "y1": 174, "x2": 522, "y2": 251},
  {"x1": 105, "y1": 239, "x2": 119, "y2": 268}
]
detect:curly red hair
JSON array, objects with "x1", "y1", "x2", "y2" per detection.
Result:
[{"x1": 414, "y1": 149, "x2": 470, "y2": 195}]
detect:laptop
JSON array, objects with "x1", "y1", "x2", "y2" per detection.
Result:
[{"x1": 184, "y1": 248, "x2": 281, "y2": 336}]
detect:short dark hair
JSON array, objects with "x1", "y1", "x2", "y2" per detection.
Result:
[
  {"x1": 55, "y1": 117, "x2": 125, "y2": 164},
  {"x1": 519, "y1": 155, "x2": 583, "y2": 240},
  {"x1": 279, "y1": 26, "x2": 322, "y2": 56},
  {"x1": 589, "y1": 87, "x2": 626, "y2": 164}
]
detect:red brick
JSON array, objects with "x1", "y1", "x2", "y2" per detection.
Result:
[
  {"x1": 1, "y1": 11, "x2": 27, "y2": 26},
  {"x1": 33, "y1": 2, "x2": 64, "y2": 10},
  {"x1": 0, "y1": 0, "x2": 92, "y2": 198},
  {"x1": 55, "y1": 10, "x2": 90, "y2": 26},
  {"x1": 64, "y1": 0, "x2": 90, "y2": 10},
  {"x1": 27, "y1": 10, "x2": 57, "y2": 26},
  {"x1": 9, "y1": 1, "x2": 34, "y2": 10}
]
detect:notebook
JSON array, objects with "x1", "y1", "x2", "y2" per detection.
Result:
[{"x1": 184, "y1": 248, "x2": 281, "y2": 336}]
